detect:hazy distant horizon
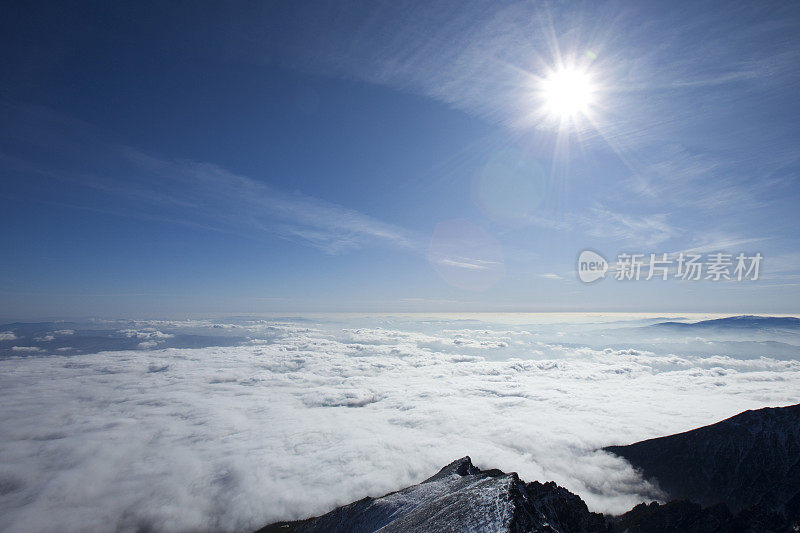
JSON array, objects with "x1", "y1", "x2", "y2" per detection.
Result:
[{"x1": 4, "y1": 311, "x2": 800, "y2": 324}]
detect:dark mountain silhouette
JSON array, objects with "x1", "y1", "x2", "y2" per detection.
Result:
[
  {"x1": 605, "y1": 404, "x2": 800, "y2": 524},
  {"x1": 611, "y1": 499, "x2": 792, "y2": 533}
]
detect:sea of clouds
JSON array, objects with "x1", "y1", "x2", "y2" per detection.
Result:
[{"x1": 0, "y1": 314, "x2": 798, "y2": 532}]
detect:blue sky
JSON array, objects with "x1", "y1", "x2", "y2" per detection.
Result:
[{"x1": 1, "y1": 0, "x2": 799, "y2": 318}]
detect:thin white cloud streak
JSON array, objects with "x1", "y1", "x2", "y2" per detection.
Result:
[
  {"x1": 114, "y1": 149, "x2": 419, "y2": 255},
  {"x1": 436, "y1": 258, "x2": 492, "y2": 271},
  {"x1": 671, "y1": 235, "x2": 769, "y2": 256},
  {"x1": 540, "y1": 273, "x2": 563, "y2": 280},
  {"x1": 1, "y1": 318, "x2": 798, "y2": 532},
  {"x1": 0, "y1": 102, "x2": 419, "y2": 256},
  {"x1": 585, "y1": 209, "x2": 680, "y2": 247},
  {"x1": 525, "y1": 206, "x2": 681, "y2": 248}
]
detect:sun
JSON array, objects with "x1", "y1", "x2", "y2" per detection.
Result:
[{"x1": 540, "y1": 67, "x2": 596, "y2": 120}]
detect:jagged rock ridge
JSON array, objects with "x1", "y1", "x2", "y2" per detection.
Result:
[{"x1": 258, "y1": 456, "x2": 608, "y2": 533}]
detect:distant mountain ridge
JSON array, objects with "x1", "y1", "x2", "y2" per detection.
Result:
[
  {"x1": 651, "y1": 315, "x2": 800, "y2": 330},
  {"x1": 259, "y1": 404, "x2": 800, "y2": 532}
]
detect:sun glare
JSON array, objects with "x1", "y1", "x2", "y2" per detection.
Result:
[{"x1": 541, "y1": 67, "x2": 595, "y2": 120}]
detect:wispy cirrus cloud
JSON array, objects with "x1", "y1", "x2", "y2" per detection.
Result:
[
  {"x1": 539, "y1": 273, "x2": 563, "y2": 280},
  {"x1": 673, "y1": 234, "x2": 770, "y2": 256},
  {"x1": 0, "y1": 100, "x2": 419, "y2": 255},
  {"x1": 0, "y1": 104, "x2": 418, "y2": 256},
  {"x1": 584, "y1": 208, "x2": 680, "y2": 247},
  {"x1": 93, "y1": 149, "x2": 420, "y2": 255},
  {"x1": 527, "y1": 206, "x2": 681, "y2": 248},
  {"x1": 434, "y1": 257, "x2": 498, "y2": 271}
]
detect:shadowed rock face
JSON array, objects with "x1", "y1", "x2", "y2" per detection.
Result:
[
  {"x1": 605, "y1": 404, "x2": 800, "y2": 523},
  {"x1": 610, "y1": 500, "x2": 795, "y2": 533},
  {"x1": 259, "y1": 404, "x2": 800, "y2": 533},
  {"x1": 257, "y1": 456, "x2": 609, "y2": 533}
]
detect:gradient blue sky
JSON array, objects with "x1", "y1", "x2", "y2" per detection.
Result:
[{"x1": 1, "y1": 0, "x2": 799, "y2": 318}]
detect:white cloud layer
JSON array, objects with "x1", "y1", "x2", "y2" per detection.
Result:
[{"x1": 0, "y1": 318, "x2": 798, "y2": 532}]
